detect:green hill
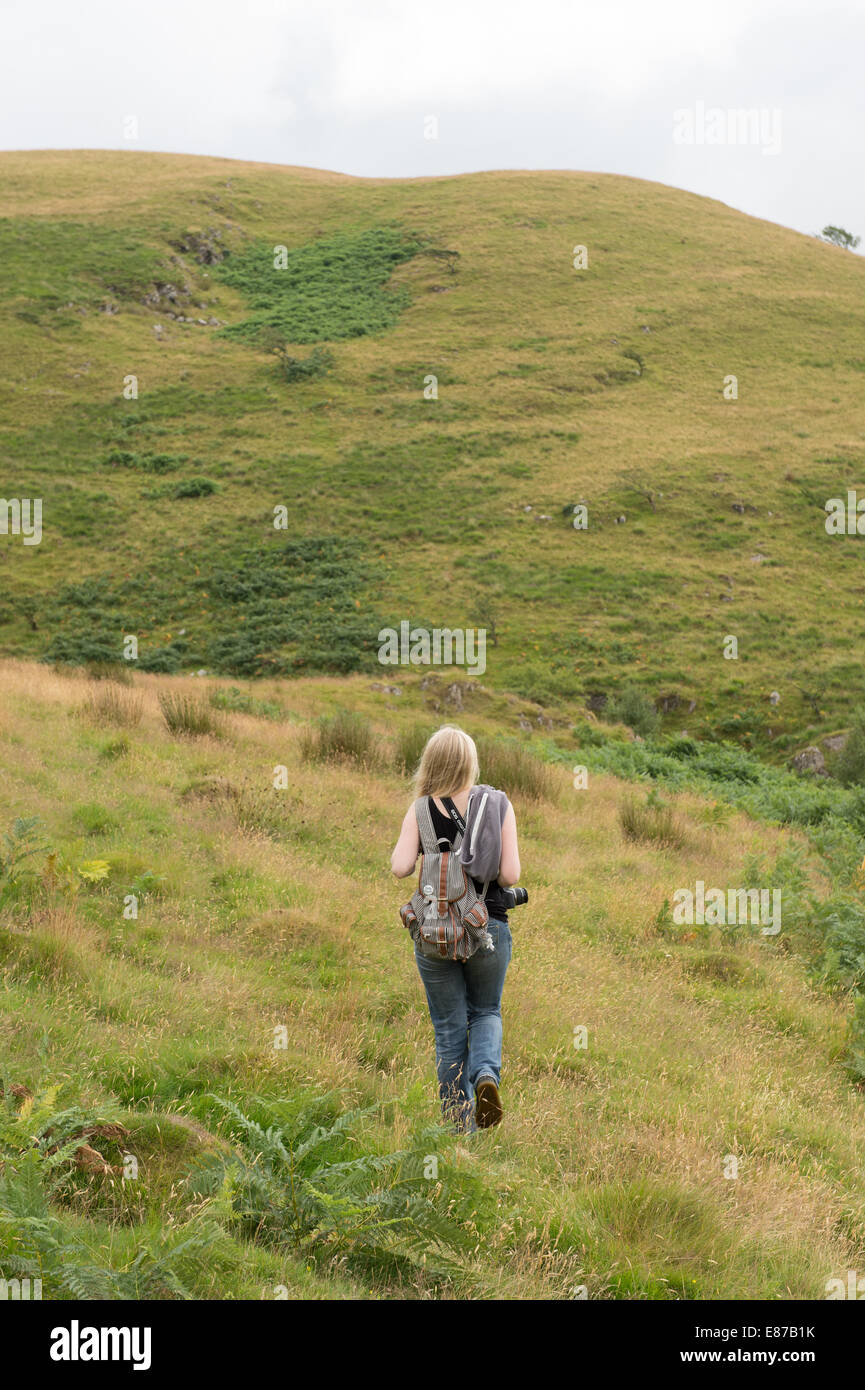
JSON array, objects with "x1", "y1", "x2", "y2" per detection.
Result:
[
  {"x1": 3, "y1": 152, "x2": 865, "y2": 1302},
  {"x1": 2, "y1": 150, "x2": 865, "y2": 753}
]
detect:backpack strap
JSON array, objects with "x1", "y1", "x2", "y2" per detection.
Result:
[
  {"x1": 414, "y1": 797, "x2": 441, "y2": 855},
  {"x1": 415, "y1": 797, "x2": 463, "y2": 853}
]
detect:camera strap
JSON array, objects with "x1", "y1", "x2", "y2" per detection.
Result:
[{"x1": 441, "y1": 796, "x2": 467, "y2": 836}]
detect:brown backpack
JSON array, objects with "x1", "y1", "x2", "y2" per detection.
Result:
[{"x1": 399, "y1": 797, "x2": 495, "y2": 960}]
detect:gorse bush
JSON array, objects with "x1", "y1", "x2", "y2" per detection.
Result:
[
  {"x1": 476, "y1": 737, "x2": 553, "y2": 801},
  {"x1": 300, "y1": 711, "x2": 379, "y2": 767},
  {"x1": 158, "y1": 693, "x2": 225, "y2": 739},
  {"x1": 606, "y1": 685, "x2": 661, "y2": 737}
]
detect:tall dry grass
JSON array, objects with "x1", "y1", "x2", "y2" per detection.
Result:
[
  {"x1": 158, "y1": 691, "x2": 226, "y2": 738},
  {"x1": 81, "y1": 682, "x2": 143, "y2": 728}
]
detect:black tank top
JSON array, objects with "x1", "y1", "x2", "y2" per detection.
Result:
[{"x1": 427, "y1": 797, "x2": 509, "y2": 924}]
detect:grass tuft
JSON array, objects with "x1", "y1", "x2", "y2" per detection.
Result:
[
  {"x1": 158, "y1": 692, "x2": 226, "y2": 739},
  {"x1": 476, "y1": 737, "x2": 554, "y2": 801},
  {"x1": 619, "y1": 792, "x2": 688, "y2": 849},
  {"x1": 81, "y1": 683, "x2": 143, "y2": 728},
  {"x1": 300, "y1": 710, "x2": 379, "y2": 767}
]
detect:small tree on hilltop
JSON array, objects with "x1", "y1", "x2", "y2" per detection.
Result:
[{"x1": 817, "y1": 226, "x2": 861, "y2": 251}]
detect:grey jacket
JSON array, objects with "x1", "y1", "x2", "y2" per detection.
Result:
[{"x1": 458, "y1": 784, "x2": 510, "y2": 887}]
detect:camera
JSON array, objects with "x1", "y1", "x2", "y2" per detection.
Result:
[{"x1": 502, "y1": 886, "x2": 528, "y2": 908}]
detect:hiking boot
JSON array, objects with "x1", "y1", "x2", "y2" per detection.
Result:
[{"x1": 475, "y1": 1075, "x2": 503, "y2": 1129}]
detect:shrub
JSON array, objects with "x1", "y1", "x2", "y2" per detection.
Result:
[
  {"x1": 158, "y1": 692, "x2": 225, "y2": 738},
  {"x1": 275, "y1": 345, "x2": 333, "y2": 383},
  {"x1": 835, "y1": 708, "x2": 865, "y2": 786},
  {"x1": 173, "y1": 477, "x2": 217, "y2": 499},
  {"x1": 619, "y1": 791, "x2": 687, "y2": 849},
  {"x1": 813, "y1": 896, "x2": 865, "y2": 993},
  {"x1": 82, "y1": 682, "x2": 143, "y2": 728},
  {"x1": 84, "y1": 660, "x2": 134, "y2": 685},
  {"x1": 138, "y1": 641, "x2": 189, "y2": 674},
  {"x1": 607, "y1": 685, "x2": 661, "y2": 737},
  {"x1": 476, "y1": 738, "x2": 553, "y2": 801},
  {"x1": 395, "y1": 724, "x2": 434, "y2": 778},
  {"x1": 105, "y1": 449, "x2": 183, "y2": 474},
  {"x1": 300, "y1": 711, "x2": 378, "y2": 767},
  {"x1": 209, "y1": 686, "x2": 284, "y2": 720}
]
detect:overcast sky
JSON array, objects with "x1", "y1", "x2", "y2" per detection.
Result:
[{"x1": 1, "y1": 0, "x2": 862, "y2": 246}]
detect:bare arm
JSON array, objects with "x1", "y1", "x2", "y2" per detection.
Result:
[
  {"x1": 391, "y1": 805, "x2": 420, "y2": 878},
  {"x1": 497, "y1": 802, "x2": 521, "y2": 887}
]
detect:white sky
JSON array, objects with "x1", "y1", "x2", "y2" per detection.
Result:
[{"x1": 1, "y1": 0, "x2": 863, "y2": 245}]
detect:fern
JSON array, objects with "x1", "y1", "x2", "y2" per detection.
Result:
[
  {"x1": 198, "y1": 1093, "x2": 492, "y2": 1283},
  {"x1": 0, "y1": 1085, "x2": 215, "y2": 1300},
  {"x1": 0, "y1": 816, "x2": 46, "y2": 905}
]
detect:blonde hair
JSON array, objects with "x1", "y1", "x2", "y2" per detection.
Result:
[{"x1": 413, "y1": 725, "x2": 479, "y2": 798}]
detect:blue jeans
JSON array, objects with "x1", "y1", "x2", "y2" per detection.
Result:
[{"x1": 414, "y1": 918, "x2": 512, "y2": 1134}]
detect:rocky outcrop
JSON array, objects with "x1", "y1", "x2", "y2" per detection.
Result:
[
  {"x1": 822, "y1": 733, "x2": 849, "y2": 755},
  {"x1": 169, "y1": 228, "x2": 227, "y2": 264},
  {"x1": 790, "y1": 746, "x2": 826, "y2": 775}
]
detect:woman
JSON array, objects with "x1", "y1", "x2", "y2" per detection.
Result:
[{"x1": 391, "y1": 725, "x2": 521, "y2": 1134}]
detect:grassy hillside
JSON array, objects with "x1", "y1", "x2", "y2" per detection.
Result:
[
  {"x1": 2, "y1": 151, "x2": 865, "y2": 754},
  {"x1": 1, "y1": 661, "x2": 865, "y2": 1299},
  {"x1": 3, "y1": 152, "x2": 865, "y2": 1302}
]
